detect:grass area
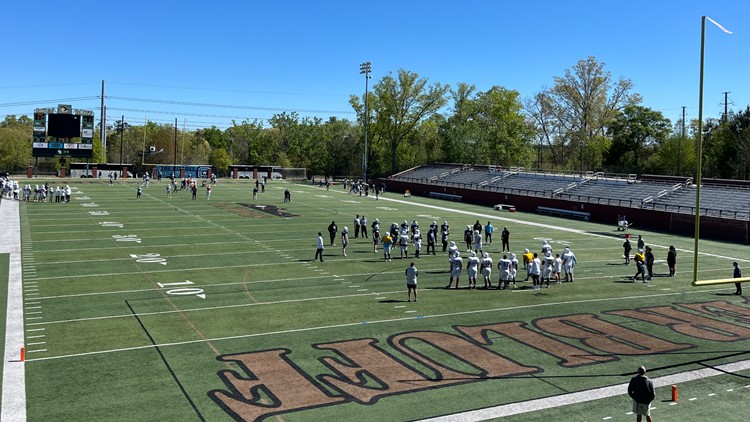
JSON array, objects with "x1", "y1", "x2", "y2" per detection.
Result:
[{"x1": 13, "y1": 178, "x2": 750, "y2": 421}]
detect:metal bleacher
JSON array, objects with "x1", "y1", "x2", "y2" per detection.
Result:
[
  {"x1": 563, "y1": 180, "x2": 680, "y2": 206},
  {"x1": 393, "y1": 165, "x2": 460, "y2": 182},
  {"x1": 651, "y1": 185, "x2": 750, "y2": 220},
  {"x1": 389, "y1": 164, "x2": 750, "y2": 221}
]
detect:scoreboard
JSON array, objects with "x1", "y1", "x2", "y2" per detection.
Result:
[{"x1": 32, "y1": 104, "x2": 94, "y2": 158}]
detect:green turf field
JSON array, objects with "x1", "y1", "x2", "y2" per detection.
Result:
[{"x1": 9, "y1": 178, "x2": 750, "y2": 421}]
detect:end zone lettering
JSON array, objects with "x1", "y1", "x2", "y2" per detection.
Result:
[{"x1": 209, "y1": 299, "x2": 750, "y2": 421}]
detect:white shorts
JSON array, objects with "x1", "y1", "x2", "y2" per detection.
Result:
[
  {"x1": 499, "y1": 270, "x2": 510, "y2": 281},
  {"x1": 451, "y1": 269, "x2": 461, "y2": 278},
  {"x1": 468, "y1": 268, "x2": 478, "y2": 278},
  {"x1": 482, "y1": 268, "x2": 492, "y2": 278},
  {"x1": 564, "y1": 265, "x2": 574, "y2": 274},
  {"x1": 632, "y1": 401, "x2": 651, "y2": 416}
]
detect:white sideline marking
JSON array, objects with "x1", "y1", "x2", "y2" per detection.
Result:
[
  {"x1": 0, "y1": 199, "x2": 26, "y2": 422},
  {"x1": 416, "y1": 360, "x2": 750, "y2": 422}
]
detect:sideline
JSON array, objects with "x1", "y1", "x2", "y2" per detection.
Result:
[
  {"x1": 0, "y1": 199, "x2": 26, "y2": 422},
  {"x1": 417, "y1": 359, "x2": 750, "y2": 421}
]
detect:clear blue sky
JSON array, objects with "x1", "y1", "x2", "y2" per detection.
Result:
[{"x1": 1, "y1": 1, "x2": 747, "y2": 131}]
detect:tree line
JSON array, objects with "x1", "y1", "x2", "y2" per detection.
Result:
[{"x1": 2, "y1": 56, "x2": 749, "y2": 180}]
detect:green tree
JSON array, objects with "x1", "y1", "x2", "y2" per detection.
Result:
[
  {"x1": 606, "y1": 105, "x2": 671, "y2": 174},
  {"x1": 473, "y1": 86, "x2": 535, "y2": 166},
  {"x1": 210, "y1": 147, "x2": 231, "y2": 176},
  {"x1": 441, "y1": 82, "x2": 480, "y2": 164},
  {"x1": 530, "y1": 56, "x2": 642, "y2": 171},
  {"x1": 0, "y1": 115, "x2": 32, "y2": 171},
  {"x1": 351, "y1": 69, "x2": 448, "y2": 174}
]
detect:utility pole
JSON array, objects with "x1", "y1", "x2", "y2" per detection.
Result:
[
  {"x1": 359, "y1": 61, "x2": 372, "y2": 184},
  {"x1": 100, "y1": 80, "x2": 106, "y2": 154},
  {"x1": 722, "y1": 91, "x2": 730, "y2": 123},
  {"x1": 119, "y1": 115, "x2": 125, "y2": 176},
  {"x1": 173, "y1": 118, "x2": 178, "y2": 175}
]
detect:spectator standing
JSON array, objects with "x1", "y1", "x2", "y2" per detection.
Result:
[
  {"x1": 406, "y1": 262, "x2": 418, "y2": 302},
  {"x1": 645, "y1": 246, "x2": 654, "y2": 280},
  {"x1": 353, "y1": 215, "x2": 360, "y2": 238},
  {"x1": 314, "y1": 232, "x2": 325, "y2": 262},
  {"x1": 327, "y1": 221, "x2": 338, "y2": 246},
  {"x1": 627, "y1": 366, "x2": 655, "y2": 422},
  {"x1": 667, "y1": 246, "x2": 676, "y2": 276},
  {"x1": 734, "y1": 261, "x2": 742, "y2": 295},
  {"x1": 426, "y1": 225, "x2": 436, "y2": 255},
  {"x1": 623, "y1": 237, "x2": 632, "y2": 265},
  {"x1": 360, "y1": 215, "x2": 368, "y2": 238},
  {"x1": 484, "y1": 221, "x2": 493, "y2": 244}
]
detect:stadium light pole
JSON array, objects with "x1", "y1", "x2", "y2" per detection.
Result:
[
  {"x1": 119, "y1": 115, "x2": 125, "y2": 175},
  {"x1": 693, "y1": 16, "x2": 732, "y2": 285},
  {"x1": 360, "y1": 61, "x2": 372, "y2": 184}
]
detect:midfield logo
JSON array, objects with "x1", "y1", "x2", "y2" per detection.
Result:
[{"x1": 209, "y1": 299, "x2": 750, "y2": 421}]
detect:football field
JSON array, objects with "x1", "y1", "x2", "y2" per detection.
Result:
[{"x1": 2, "y1": 178, "x2": 750, "y2": 421}]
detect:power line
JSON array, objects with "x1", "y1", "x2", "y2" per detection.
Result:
[
  {"x1": 0, "y1": 96, "x2": 100, "y2": 108},
  {"x1": 107, "y1": 81, "x2": 350, "y2": 98},
  {"x1": 105, "y1": 107, "x2": 270, "y2": 121},
  {"x1": 106, "y1": 96, "x2": 354, "y2": 115}
]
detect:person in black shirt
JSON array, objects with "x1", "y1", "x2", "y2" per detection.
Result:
[
  {"x1": 327, "y1": 221, "x2": 338, "y2": 246},
  {"x1": 627, "y1": 366, "x2": 655, "y2": 422}
]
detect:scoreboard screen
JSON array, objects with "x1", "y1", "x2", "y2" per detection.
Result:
[
  {"x1": 47, "y1": 113, "x2": 81, "y2": 138},
  {"x1": 32, "y1": 106, "x2": 94, "y2": 158}
]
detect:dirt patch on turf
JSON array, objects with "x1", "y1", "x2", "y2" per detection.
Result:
[{"x1": 212, "y1": 203, "x2": 298, "y2": 218}]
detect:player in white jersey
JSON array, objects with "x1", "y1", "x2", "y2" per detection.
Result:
[
  {"x1": 399, "y1": 228, "x2": 409, "y2": 258},
  {"x1": 542, "y1": 252, "x2": 554, "y2": 288},
  {"x1": 473, "y1": 230, "x2": 483, "y2": 254},
  {"x1": 481, "y1": 252, "x2": 493, "y2": 289},
  {"x1": 541, "y1": 240, "x2": 552, "y2": 256},
  {"x1": 509, "y1": 253, "x2": 519, "y2": 288},
  {"x1": 553, "y1": 253, "x2": 563, "y2": 285},
  {"x1": 413, "y1": 229, "x2": 423, "y2": 258},
  {"x1": 498, "y1": 255, "x2": 511, "y2": 289},
  {"x1": 341, "y1": 227, "x2": 349, "y2": 256},
  {"x1": 467, "y1": 251, "x2": 480, "y2": 289},
  {"x1": 561, "y1": 247, "x2": 577, "y2": 282},
  {"x1": 531, "y1": 253, "x2": 542, "y2": 290},
  {"x1": 447, "y1": 251, "x2": 463, "y2": 289},
  {"x1": 447, "y1": 241, "x2": 459, "y2": 272}
]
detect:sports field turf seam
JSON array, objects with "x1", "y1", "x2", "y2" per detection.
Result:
[{"x1": 125, "y1": 300, "x2": 207, "y2": 422}]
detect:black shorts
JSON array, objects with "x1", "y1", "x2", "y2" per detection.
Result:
[{"x1": 407, "y1": 284, "x2": 417, "y2": 289}]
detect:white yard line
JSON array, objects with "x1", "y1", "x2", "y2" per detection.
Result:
[
  {"x1": 416, "y1": 360, "x2": 750, "y2": 422},
  {"x1": 25, "y1": 286, "x2": 727, "y2": 360},
  {"x1": 0, "y1": 199, "x2": 26, "y2": 422}
]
